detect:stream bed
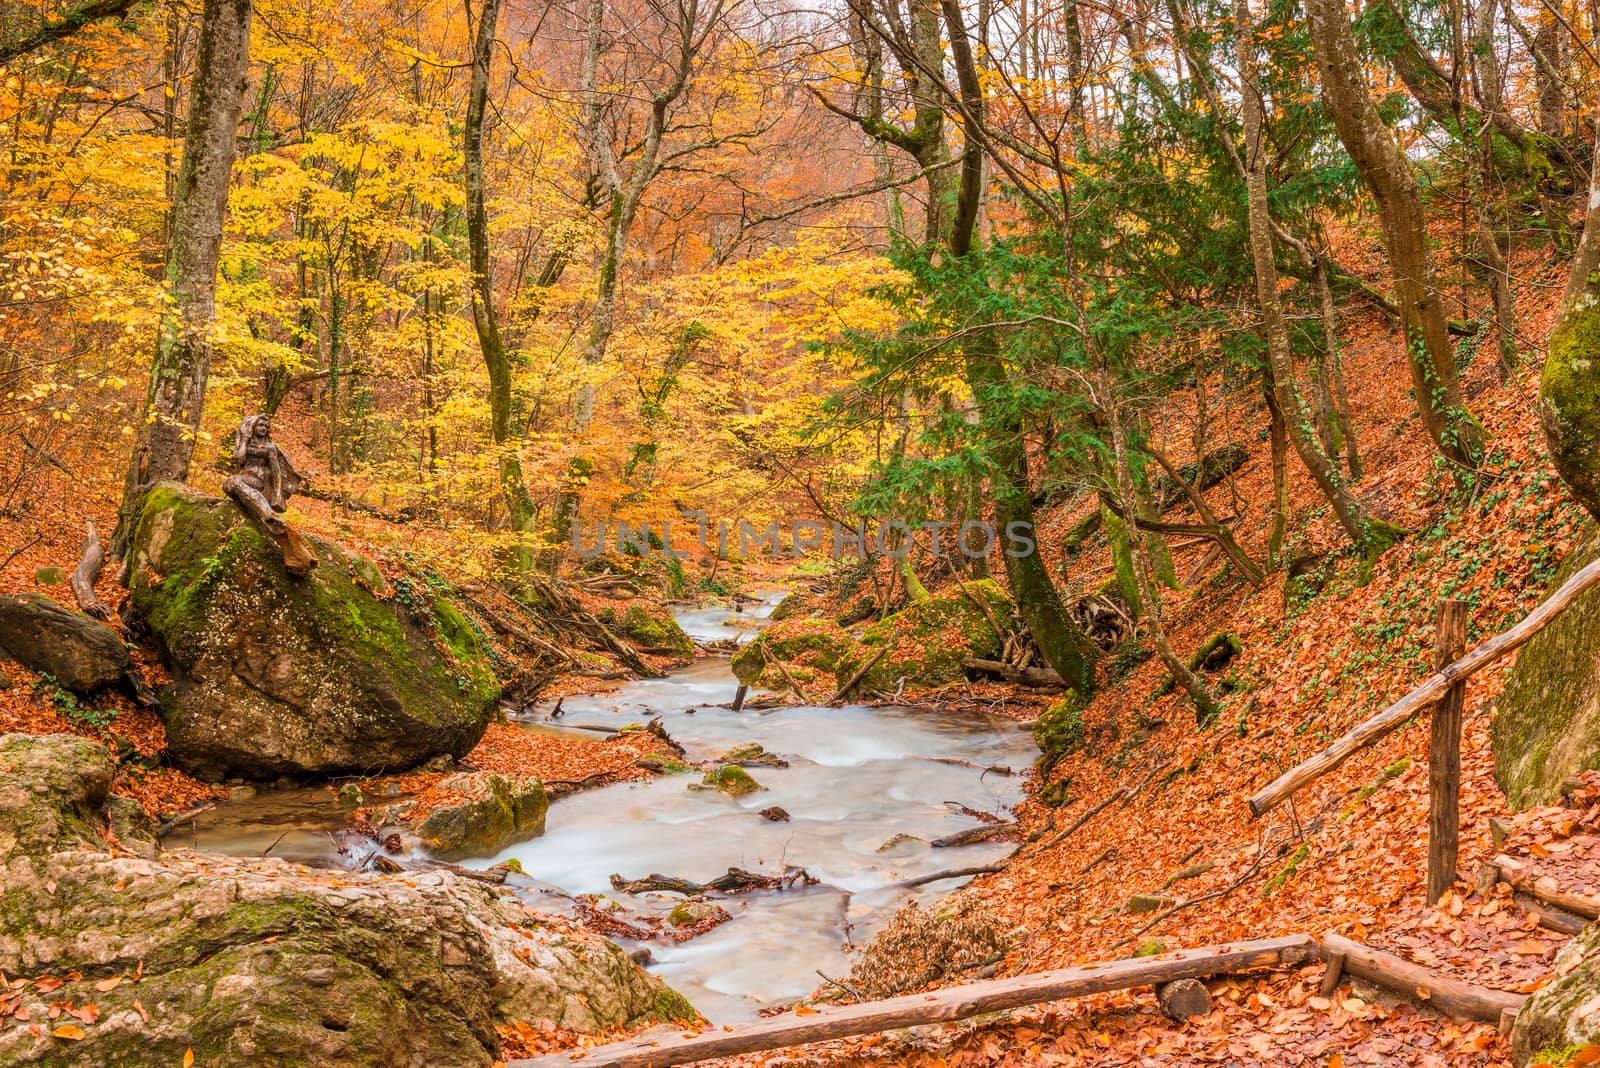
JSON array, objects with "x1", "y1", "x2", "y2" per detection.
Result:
[{"x1": 189, "y1": 592, "x2": 1037, "y2": 1024}]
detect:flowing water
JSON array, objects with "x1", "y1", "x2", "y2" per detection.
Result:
[{"x1": 188, "y1": 591, "x2": 1037, "y2": 1024}]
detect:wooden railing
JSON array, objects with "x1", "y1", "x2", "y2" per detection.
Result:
[{"x1": 1247, "y1": 554, "x2": 1600, "y2": 900}]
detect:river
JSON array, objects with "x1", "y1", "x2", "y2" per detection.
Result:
[{"x1": 189, "y1": 592, "x2": 1036, "y2": 1024}]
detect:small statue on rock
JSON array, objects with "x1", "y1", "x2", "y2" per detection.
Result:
[{"x1": 223, "y1": 414, "x2": 316, "y2": 574}]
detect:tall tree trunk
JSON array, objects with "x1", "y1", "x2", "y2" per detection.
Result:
[
  {"x1": 1236, "y1": 0, "x2": 1399, "y2": 559},
  {"x1": 116, "y1": 0, "x2": 253, "y2": 552},
  {"x1": 1541, "y1": 106, "x2": 1600, "y2": 520},
  {"x1": 466, "y1": 0, "x2": 538, "y2": 569},
  {"x1": 1304, "y1": 0, "x2": 1486, "y2": 483}
]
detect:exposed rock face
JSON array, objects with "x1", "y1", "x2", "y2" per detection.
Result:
[
  {"x1": 0, "y1": 734, "x2": 692, "y2": 1067},
  {"x1": 0, "y1": 592, "x2": 130, "y2": 694},
  {"x1": 126, "y1": 484, "x2": 500, "y2": 781},
  {"x1": 1494, "y1": 529, "x2": 1600, "y2": 808},
  {"x1": 1512, "y1": 920, "x2": 1600, "y2": 1066},
  {"x1": 376, "y1": 772, "x2": 548, "y2": 861}
]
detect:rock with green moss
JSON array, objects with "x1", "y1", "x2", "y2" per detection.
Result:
[
  {"x1": 690, "y1": 765, "x2": 764, "y2": 797},
  {"x1": 767, "y1": 590, "x2": 814, "y2": 622},
  {"x1": 1512, "y1": 920, "x2": 1600, "y2": 1066},
  {"x1": 0, "y1": 733, "x2": 693, "y2": 1067},
  {"x1": 666, "y1": 900, "x2": 726, "y2": 927},
  {"x1": 376, "y1": 772, "x2": 548, "y2": 861},
  {"x1": 718, "y1": 742, "x2": 788, "y2": 767},
  {"x1": 598, "y1": 603, "x2": 693, "y2": 658},
  {"x1": 125, "y1": 484, "x2": 500, "y2": 781},
  {"x1": 1541, "y1": 283, "x2": 1600, "y2": 520},
  {"x1": 0, "y1": 592, "x2": 130, "y2": 695},
  {"x1": 729, "y1": 618, "x2": 862, "y2": 688},
  {"x1": 1494, "y1": 528, "x2": 1600, "y2": 809},
  {"x1": 835, "y1": 580, "x2": 1014, "y2": 693}
]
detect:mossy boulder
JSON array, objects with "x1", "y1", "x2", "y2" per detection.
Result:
[
  {"x1": 690, "y1": 765, "x2": 764, "y2": 797},
  {"x1": 729, "y1": 618, "x2": 862, "y2": 688},
  {"x1": 0, "y1": 592, "x2": 130, "y2": 695},
  {"x1": 598, "y1": 603, "x2": 693, "y2": 658},
  {"x1": 837, "y1": 579, "x2": 1013, "y2": 692},
  {"x1": 1512, "y1": 920, "x2": 1600, "y2": 1066},
  {"x1": 0, "y1": 733, "x2": 693, "y2": 1067},
  {"x1": 767, "y1": 590, "x2": 814, "y2": 622},
  {"x1": 376, "y1": 772, "x2": 548, "y2": 861},
  {"x1": 126, "y1": 483, "x2": 500, "y2": 781},
  {"x1": 1494, "y1": 528, "x2": 1600, "y2": 808}
]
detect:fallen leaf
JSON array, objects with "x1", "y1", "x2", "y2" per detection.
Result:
[
  {"x1": 51, "y1": 1025, "x2": 85, "y2": 1040},
  {"x1": 93, "y1": 977, "x2": 121, "y2": 993},
  {"x1": 183, "y1": 1048, "x2": 196, "y2": 1067}
]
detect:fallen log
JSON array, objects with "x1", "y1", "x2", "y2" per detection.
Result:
[
  {"x1": 1319, "y1": 932, "x2": 1524, "y2": 1023},
  {"x1": 508, "y1": 936, "x2": 1319, "y2": 1068},
  {"x1": 1512, "y1": 891, "x2": 1589, "y2": 936},
  {"x1": 928, "y1": 757, "x2": 1014, "y2": 776},
  {"x1": 963, "y1": 658, "x2": 1066, "y2": 689},
  {"x1": 931, "y1": 823, "x2": 1018, "y2": 848},
  {"x1": 1157, "y1": 978, "x2": 1212, "y2": 1021},
  {"x1": 70, "y1": 522, "x2": 110, "y2": 621},
  {"x1": 1490, "y1": 854, "x2": 1600, "y2": 919},
  {"x1": 1248, "y1": 554, "x2": 1600, "y2": 818},
  {"x1": 609, "y1": 866, "x2": 815, "y2": 896}
]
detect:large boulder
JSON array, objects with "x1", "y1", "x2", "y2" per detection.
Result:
[
  {"x1": 837, "y1": 579, "x2": 1013, "y2": 692},
  {"x1": 0, "y1": 592, "x2": 130, "y2": 694},
  {"x1": 598, "y1": 602, "x2": 694, "y2": 658},
  {"x1": 1495, "y1": 529, "x2": 1600, "y2": 808},
  {"x1": 0, "y1": 734, "x2": 693, "y2": 1067},
  {"x1": 376, "y1": 771, "x2": 548, "y2": 861},
  {"x1": 126, "y1": 483, "x2": 500, "y2": 781},
  {"x1": 1512, "y1": 920, "x2": 1600, "y2": 1066},
  {"x1": 729, "y1": 617, "x2": 862, "y2": 689}
]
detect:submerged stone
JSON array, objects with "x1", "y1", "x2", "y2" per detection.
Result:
[{"x1": 690, "y1": 764, "x2": 764, "y2": 797}]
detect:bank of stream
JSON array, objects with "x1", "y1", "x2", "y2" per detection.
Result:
[{"x1": 188, "y1": 592, "x2": 1036, "y2": 1024}]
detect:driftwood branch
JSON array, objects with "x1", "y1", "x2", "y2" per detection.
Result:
[
  {"x1": 1249, "y1": 554, "x2": 1600, "y2": 817},
  {"x1": 508, "y1": 936, "x2": 1320, "y2": 1068},
  {"x1": 71, "y1": 522, "x2": 111, "y2": 621},
  {"x1": 931, "y1": 823, "x2": 1017, "y2": 848},
  {"x1": 963, "y1": 657, "x2": 1065, "y2": 689},
  {"x1": 897, "y1": 864, "x2": 1005, "y2": 888}
]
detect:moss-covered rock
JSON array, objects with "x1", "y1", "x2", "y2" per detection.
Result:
[
  {"x1": 0, "y1": 733, "x2": 692, "y2": 1067},
  {"x1": 729, "y1": 618, "x2": 862, "y2": 688},
  {"x1": 1034, "y1": 693, "x2": 1086, "y2": 779},
  {"x1": 1541, "y1": 288, "x2": 1600, "y2": 521},
  {"x1": 1512, "y1": 920, "x2": 1600, "y2": 1066},
  {"x1": 1494, "y1": 528, "x2": 1600, "y2": 808},
  {"x1": 598, "y1": 603, "x2": 693, "y2": 658},
  {"x1": 126, "y1": 484, "x2": 500, "y2": 781},
  {"x1": 376, "y1": 772, "x2": 548, "y2": 861},
  {"x1": 836, "y1": 579, "x2": 1013, "y2": 692},
  {"x1": 690, "y1": 765, "x2": 764, "y2": 797}
]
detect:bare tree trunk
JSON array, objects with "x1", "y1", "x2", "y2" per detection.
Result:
[
  {"x1": 116, "y1": 0, "x2": 253, "y2": 553},
  {"x1": 1304, "y1": 0, "x2": 1486, "y2": 483},
  {"x1": 1237, "y1": 0, "x2": 1399, "y2": 559},
  {"x1": 465, "y1": 0, "x2": 538, "y2": 569}
]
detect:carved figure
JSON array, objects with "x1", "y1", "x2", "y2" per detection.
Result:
[{"x1": 223, "y1": 414, "x2": 315, "y2": 573}]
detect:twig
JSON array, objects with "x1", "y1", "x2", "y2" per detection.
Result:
[
  {"x1": 816, "y1": 970, "x2": 866, "y2": 1003},
  {"x1": 1110, "y1": 826, "x2": 1271, "y2": 950},
  {"x1": 1024, "y1": 763, "x2": 1171, "y2": 858},
  {"x1": 0, "y1": 534, "x2": 43, "y2": 575},
  {"x1": 762, "y1": 645, "x2": 813, "y2": 703},
  {"x1": 897, "y1": 865, "x2": 1004, "y2": 888}
]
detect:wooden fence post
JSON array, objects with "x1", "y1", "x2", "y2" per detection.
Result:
[{"x1": 1428, "y1": 599, "x2": 1469, "y2": 904}]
